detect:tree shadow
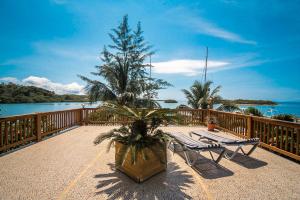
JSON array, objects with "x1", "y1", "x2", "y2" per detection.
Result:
[
  {"x1": 223, "y1": 149, "x2": 268, "y2": 169},
  {"x1": 93, "y1": 162, "x2": 196, "y2": 200}
]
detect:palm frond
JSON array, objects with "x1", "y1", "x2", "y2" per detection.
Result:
[{"x1": 94, "y1": 131, "x2": 116, "y2": 145}]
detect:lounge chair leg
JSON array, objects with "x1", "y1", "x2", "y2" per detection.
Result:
[
  {"x1": 183, "y1": 151, "x2": 197, "y2": 166},
  {"x1": 241, "y1": 143, "x2": 259, "y2": 156},
  {"x1": 216, "y1": 149, "x2": 226, "y2": 163},
  {"x1": 208, "y1": 149, "x2": 225, "y2": 163},
  {"x1": 224, "y1": 146, "x2": 242, "y2": 160}
]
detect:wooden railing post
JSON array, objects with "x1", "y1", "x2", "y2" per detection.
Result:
[
  {"x1": 247, "y1": 116, "x2": 252, "y2": 139},
  {"x1": 206, "y1": 109, "x2": 211, "y2": 125},
  {"x1": 36, "y1": 113, "x2": 42, "y2": 142},
  {"x1": 82, "y1": 108, "x2": 88, "y2": 125},
  {"x1": 79, "y1": 108, "x2": 84, "y2": 126}
]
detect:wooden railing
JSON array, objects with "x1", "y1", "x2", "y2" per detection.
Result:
[
  {"x1": 82, "y1": 108, "x2": 132, "y2": 125},
  {"x1": 209, "y1": 110, "x2": 249, "y2": 139},
  {"x1": 0, "y1": 109, "x2": 82, "y2": 152},
  {"x1": 1, "y1": 107, "x2": 299, "y2": 161},
  {"x1": 209, "y1": 110, "x2": 300, "y2": 161},
  {"x1": 82, "y1": 108, "x2": 208, "y2": 126},
  {"x1": 251, "y1": 116, "x2": 300, "y2": 160}
]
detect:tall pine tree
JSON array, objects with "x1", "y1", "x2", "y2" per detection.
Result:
[{"x1": 79, "y1": 15, "x2": 170, "y2": 107}]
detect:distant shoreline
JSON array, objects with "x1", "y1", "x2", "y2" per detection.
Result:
[
  {"x1": 236, "y1": 103, "x2": 277, "y2": 106},
  {"x1": 218, "y1": 99, "x2": 277, "y2": 106}
]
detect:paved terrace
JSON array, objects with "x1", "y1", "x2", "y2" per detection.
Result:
[{"x1": 0, "y1": 126, "x2": 299, "y2": 200}]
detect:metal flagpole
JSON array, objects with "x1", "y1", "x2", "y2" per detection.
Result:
[
  {"x1": 204, "y1": 46, "x2": 208, "y2": 83},
  {"x1": 148, "y1": 55, "x2": 152, "y2": 108}
]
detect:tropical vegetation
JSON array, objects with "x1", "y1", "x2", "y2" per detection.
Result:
[
  {"x1": 93, "y1": 102, "x2": 177, "y2": 165},
  {"x1": 182, "y1": 80, "x2": 221, "y2": 109},
  {"x1": 272, "y1": 114, "x2": 295, "y2": 122},
  {"x1": 0, "y1": 83, "x2": 88, "y2": 103},
  {"x1": 217, "y1": 102, "x2": 240, "y2": 112},
  {"x1": 79, "y1": 15, "x2": 170, "y2": 108},
  {"x1": 244, "y1": 107, "x2": 263, "y2": 117},
  {"x1": 84, "y1": 16, "x2": 177, "y2": 182}
]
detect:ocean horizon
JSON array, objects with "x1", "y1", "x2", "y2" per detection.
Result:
[{"x1": 1, "y1": 101, "x2": 299, "y2": 118}]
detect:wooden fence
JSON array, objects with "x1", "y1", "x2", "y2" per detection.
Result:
[{"x1": 0, "y1": 108, "x2": 299, "y2": 161}]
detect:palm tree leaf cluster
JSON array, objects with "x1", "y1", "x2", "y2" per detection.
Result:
[
  {"x1": 79, "y1": 15, "x2": 171, "y2": 107},
  {"x1": 182, "y1": 80, "x2": 221, "y2": 109}
]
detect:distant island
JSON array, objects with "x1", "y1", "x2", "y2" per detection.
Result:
[
  {"x1": 0, "y1": 83, "x2": 89, "y2": 103},
  {"x1": 217, "y1": 99, "x2": 277, "y2": 105},
  {"x1": 164, "y1": 99, "x2": 178, "y2": 103}
]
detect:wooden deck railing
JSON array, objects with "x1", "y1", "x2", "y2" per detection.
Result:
[
  {"x1": 0, "y1": 109, "x2": 82, "y2": 152},
  {"x1": 0, "y1": 107, "x2": 299, "y2": 161},
  {"x1": 209, "y1": 110, "x2": 300, "y2": 161}
]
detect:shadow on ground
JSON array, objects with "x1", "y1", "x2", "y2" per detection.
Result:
[
  {"x1": 189, "y1": 133, "x2": 268, "y2": 169},
  {"x1": 224, "y1": 149, "x2": 268, "y2": 169},
  {"x1": 175, "y1": 150, "x2": 234, "y2": 179},
  {"x1": 94, "y1": 162, "x2": 195, "y2": 200}
]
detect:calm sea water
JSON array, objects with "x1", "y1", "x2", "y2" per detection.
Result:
[
  {"x1": 0, "y1": 101, "x2": 299, "y2": 118},
  {"x1": 162, "y1": 102, "x2": 300, "y2": 117},
  {"x1": 0, "y1": 102, "x2": 99, "y2": 117}
]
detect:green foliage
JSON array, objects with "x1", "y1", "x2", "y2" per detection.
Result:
[
  {"x1": 244, "y1": 107, "x2": 263, "y2": 117},
  {"x1": 93, "y1": 102, "x2": 179, "y2": 165},
  {"x1": 217, "y1": 102, "x2": 240, "y2": 112},
  {"x1": 0, "y1": 83, "x2": 88, "y2": 103},
  {"x1": 182, "y1": 80, "x2": 221, "y2": 109},
  {"x1": 272, "y1": 114, "x2": 295, "y2": 122},
  {"x1": 79, "y1": 15, "x2": 171, "y2": 107}
]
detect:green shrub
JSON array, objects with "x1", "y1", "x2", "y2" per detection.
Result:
[
  {"x1": 272, "y1": 114, "x2": 295, "y2": 122},
  {"x1": 217, "y1": 102, "x2": 240, "y2": 112},
  {"x1": 244, "y1": 107, "x2": 263, "y2": 117}
]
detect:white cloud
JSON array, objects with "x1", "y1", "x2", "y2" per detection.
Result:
[
  {"x1": 152, "y1": 53, "x2": 266, "y2": 76},
  {"x1": 0, "y1": 77, "x2": 20, "y2": 84},
  {"x1": 152, "y1": 59, "x2": 229, "y2": 76},
  {"x1": 192, "y1": 19, "x2": 256, "y2": 45},
  {"x1": 0, "y1": 76, "x2": 85, "y2": 95},
  {"x1": 166, "y1": 7, "x2": 256, "y2": 45}
]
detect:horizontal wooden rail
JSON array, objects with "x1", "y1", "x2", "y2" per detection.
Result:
[{"x1": 1, "y1": 107, "x2": 299, "y2": 161}]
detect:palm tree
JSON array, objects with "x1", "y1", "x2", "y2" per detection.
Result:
[
  {"x1": 182, "y1": 80, "x2": 221, "y2": 109},
  {"x1": 79, "y1": 15, "x2": 170, "y2": 107},
  {"x1": 93, "y1": 102, "x2": 178, "y2": 165}
]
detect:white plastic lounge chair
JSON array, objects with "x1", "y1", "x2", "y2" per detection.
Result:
[
  {"x1": 167, "y1": 132, "x2": 226, "y2": 166},
  {"x1": 190, "y1": 130, "x2": 260, "y2": 160}
]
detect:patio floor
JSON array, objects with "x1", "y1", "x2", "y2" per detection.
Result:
[{"x1": 0, "y1": 126, "x2": 299, "y2": 200}]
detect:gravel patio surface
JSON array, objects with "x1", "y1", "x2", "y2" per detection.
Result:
[{"x1": 0, "y1": 126, "x2": 299, "y2": 200}]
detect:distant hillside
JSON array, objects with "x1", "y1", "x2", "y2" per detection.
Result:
[
  {"x1": 0, "y1": 83, "x2": 89, "y2": 103},
  {"x1": 217, "y1": 99, "x2": 277, "y2": 105}
]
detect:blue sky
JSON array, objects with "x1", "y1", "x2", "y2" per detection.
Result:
[{"x1": 1, "y1": 0, "x2": 300, "y2": 101}]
